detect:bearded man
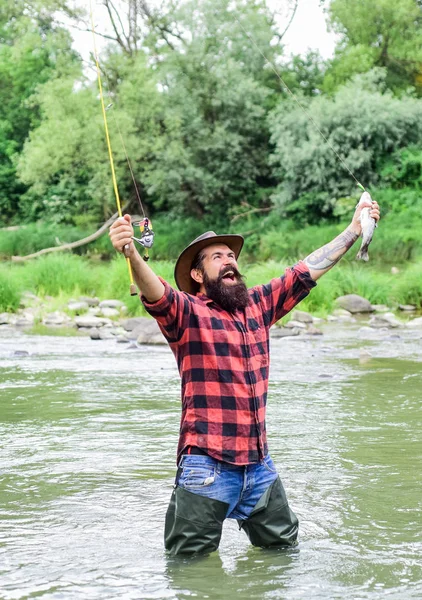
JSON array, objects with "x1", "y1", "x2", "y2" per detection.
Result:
[{"x1": 109, "y1": 198, "x2": 380, "y2": 556}]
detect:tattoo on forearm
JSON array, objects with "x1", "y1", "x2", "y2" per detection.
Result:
[{"x1": 304, "y1": 230, "x2": 359, "y2": 271}]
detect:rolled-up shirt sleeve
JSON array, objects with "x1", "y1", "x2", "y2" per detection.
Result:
[
  {"x1": 141, "y1": 278, "x2": 189, "y2": 343},
  {"x1": 253, "y1": 261, "x2": 317, "y2": 327}
]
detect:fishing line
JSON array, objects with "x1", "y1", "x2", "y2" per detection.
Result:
[
  {"x1": 105, "y1": 102, "x2": 147, "y2": 220},
  {"x1": 89, "y1": 0, "x2": 137, "y2": 295},
  {"x1": 232, "y1": 12, "x2": 366, "y2": 193}
]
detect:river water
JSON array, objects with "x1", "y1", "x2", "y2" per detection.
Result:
[{"x1": 0, "y1": 323, "x2": 421, "y2": 599}]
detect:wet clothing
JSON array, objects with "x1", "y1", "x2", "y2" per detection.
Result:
[{"x1": 142, "y1": 261, "x2": 316, "y2": 465}]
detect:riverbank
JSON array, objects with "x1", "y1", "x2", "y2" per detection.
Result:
[
  {"x1": 1, "y1": 253, "x2": 422, "y2": 319},
  {"x1": 1, "y1": 287, "x2": 422, "y2": 346}
]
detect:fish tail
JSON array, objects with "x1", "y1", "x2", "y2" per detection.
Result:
[{"x1": 356, "y1": 248, "x2": 369, "y2": 261}]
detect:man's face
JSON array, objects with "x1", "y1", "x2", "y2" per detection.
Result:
[
  {"x1": 200, "y1": 244, "x2": 240, "y2": 285},
  {"x1": 191, "y1": 243, "x2": 249, "y2": 312}
]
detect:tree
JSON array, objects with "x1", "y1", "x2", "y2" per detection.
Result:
[
  {"x1": 0, "y1": 0, "x2": 80, "y2": 223},
  {"x1": 17, "y1": 51, "x2": 165, "y2": 223},
  {"x1": 324, "y1": 0, "x2": 422, "y2": 95},
  {"x1": 137, "y1": 0, "x2": 283, "y2": 220},
  {"x1": 269, "y1": 70, "x2": 422, "y2": 224}
]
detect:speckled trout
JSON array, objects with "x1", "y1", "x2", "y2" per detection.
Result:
[{"x1": 356, "y1": 191, "x2": 376, "y2": 261}]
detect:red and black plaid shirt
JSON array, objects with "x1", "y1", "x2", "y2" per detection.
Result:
[{"x1": 142, "y1": 261, "x2": 316, "y2": 465}]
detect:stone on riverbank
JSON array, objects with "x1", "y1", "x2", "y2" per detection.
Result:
[
  {"x1": 0, "y1": 312, "x2": 14, "y2": 325},
  {"x1": 371, "y1": 304, "x2": 391, "y2": 313},
  {"x1": 78, "y1": 296, "x2": 99, "y2": 307},
  {"x1": 336, "y1": 294, "x2": 373, "y2": 314},
  {"x1": 271, "y1": 326, "x2": 300, "y2": 338},
  {"x1": 406, "y1": 316, "x2": 422, "y2": 328},
  {"x1": 90, "y1": 328, "x2": 115, "y2": 340},
  {"x1": 15, "y1": 312, "x2": 35, "y2": 327},
  {"x1": 20, "y1": 292, "x2": 42, "y2": 307},
  {"x1": 99, "y1": 300, "x2": 125, "y2": 309},
  {"x1": 74, "y1": 316, "x2": 112, "y2": 328},
  {"x1": 331, "y1": 308, "x2": 356, "y2": 323},
  {"x1": 398, "y1": 304, "x2": 416, "y2": 312},
  {"x1": 290, "y1": 310, "x2": 313, "y2": 323},
  {"x1": 285, "y1": 320, "x2": 306, "y2": 329},
  {"x1": 369, "y1": 313, "x2": 401, "y2": 328},
  {"x1": 43, "y1": 312, "x2": 72, "y2": 326},
  {"x1": 136, "y1": 320, "x2": 165, "y2": 345},
  {"x1": 68, "y1": 301, "x2": 89, "y2": 313},
  {"x1": 306, "y1": 325, "x2": 323, "y2": 335},
  {"x1": 122, "y1": 317, "x2": 147, "y2": 332}
]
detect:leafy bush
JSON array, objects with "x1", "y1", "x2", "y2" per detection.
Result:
[{"x1": 381, "y1": 147, "x2": 422, "y2": 189}]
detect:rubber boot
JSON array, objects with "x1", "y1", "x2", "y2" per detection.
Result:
[
  {"x1": 164, "y1": 486, "x2": 229, "y2": 556},
  {"x1": 238, "y1": 477, "x2": 299, "y2": 548}
]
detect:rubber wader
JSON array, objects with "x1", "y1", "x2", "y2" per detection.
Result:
[
  {"x1": 238, "y1": 477, "x2": 299, "y2": 548},
  {"x1": 165, "y1": 486, "x2": 229, "y2": 555}
]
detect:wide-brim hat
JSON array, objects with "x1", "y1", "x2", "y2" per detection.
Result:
[{"x1": 174, "y1": 231, "x2": 244, "y2": 294}]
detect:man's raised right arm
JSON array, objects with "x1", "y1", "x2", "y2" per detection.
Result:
[{"x1": 109, "y1": 214, "x2": 164, "y2": 303}]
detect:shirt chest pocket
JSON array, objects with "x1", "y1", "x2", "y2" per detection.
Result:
[{"x1": 249, "y1": 326, "x2": 269, "y2": 367}]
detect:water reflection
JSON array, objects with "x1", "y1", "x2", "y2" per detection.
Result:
[{"x1": 166, "y1": 546, "x2": 298, "y2": 599}]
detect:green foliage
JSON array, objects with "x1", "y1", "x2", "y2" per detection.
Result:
[
  {"x1": 19, "y1": 254, "x2": 103, "y2": 297},
  {"x1": 0, "y1": 4, "x2": 80, "y2": 223},
  {"x1": 391, "y1": 263, "x2": 422, "y2": 307},
  {"x1": 269, "y1": 70, "x2": 422, "y2": 222},
  {"x1": 325, "y1": 0, "x2": 422, "y2": 95},
  {"x1": 279, "y1": 51, "x2": 326, "y2": 97},
  {"x1": 141, "y1": 0, "x2": 280, "y2": 220},
  {"x1": 0, "y1": 268, "x2": 21, "y2": 312},
  {"x1": 0, "y1": 223, "x2": 99, "y2": 258},
  {"x1": 381, "y1": 147, "x2": 422, "y2": 189}
]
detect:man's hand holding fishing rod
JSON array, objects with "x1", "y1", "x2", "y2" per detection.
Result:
[
  {"x1": 109, "y1": 195, "x2": 380, "y2": 557},
  {"x1": 110, "y1": 214, "x2": 164, "y2": 302}
]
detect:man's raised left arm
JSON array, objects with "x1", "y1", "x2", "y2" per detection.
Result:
[{"x1": 303, "y1": 198, "x2": 380, "y2": 281}]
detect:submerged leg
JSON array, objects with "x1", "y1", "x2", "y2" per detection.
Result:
[
  {"x1": 238, "y1": 477, "x2": 299, "y2": 548},
  {"x1": 165, "y1": 486, "x2": 229, "y2": 556}
]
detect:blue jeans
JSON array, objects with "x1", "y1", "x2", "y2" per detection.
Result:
[
  {"x1": 165, "y1": 453, "x2": 299, "y2": 554},
  {"x1": 177, "y1": 453, "x2": 279, "y2": 520}
]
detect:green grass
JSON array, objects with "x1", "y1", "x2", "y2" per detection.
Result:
[
  {"x1": 2, "y1": 254, "x2": 422, "y2": 318},
  {"x1": 391, "y1": 262, "x2": 422, "y2": 308},
  {"x1": 2, "y1": 217, "x2": 422, "y2": 318},
  {"x1": 27, "y1": 324, "x2": 84, "y2": 337},
  {"x1": 16, "y1": 253, "x2": 104, "y2": 297},
  {"x1": 0, "y1": 268, "x2": 21, "y2": 312}
]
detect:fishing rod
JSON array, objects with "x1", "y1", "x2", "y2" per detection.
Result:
[
  {"x1": 89, "y1": 1, "x2": 155, "y2": 295},
  {"x1": 105, "y1": 102, "x2": 155, "y2": 262}
]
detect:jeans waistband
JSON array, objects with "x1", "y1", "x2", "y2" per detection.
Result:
[{"x1": 185, "y1": 446, "x2": 209, "y2": 457}]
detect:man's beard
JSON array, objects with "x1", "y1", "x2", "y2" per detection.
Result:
[{"x1": 202, "y1": 265, "x2": 250, "y2": 312}]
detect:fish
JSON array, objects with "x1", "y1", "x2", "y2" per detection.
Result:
[{"x1": 356, "y1": 191, "x2": 376, "y2": 261}]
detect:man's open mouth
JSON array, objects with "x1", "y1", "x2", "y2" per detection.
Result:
[{"x1": 221, "y1": 270, "x2": 236, "y2": 281}]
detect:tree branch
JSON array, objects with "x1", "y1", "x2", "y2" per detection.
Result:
[
  {"x1": 11, "y1": 210, "x2": 125, "y2": 262},
  {"x1": 103, "y1": 0, "x2": 131, "y2": 54},
  {"x1": 278, "y1": 0, "x2": 299, "y2": 42},
  {"x1": 230, "y1": 202, "x2": 272, "y2": 223}
]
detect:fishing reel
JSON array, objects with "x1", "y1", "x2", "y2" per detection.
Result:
[{"x1": 132, "y1": 217, "x2": 155, "y2": 262}]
